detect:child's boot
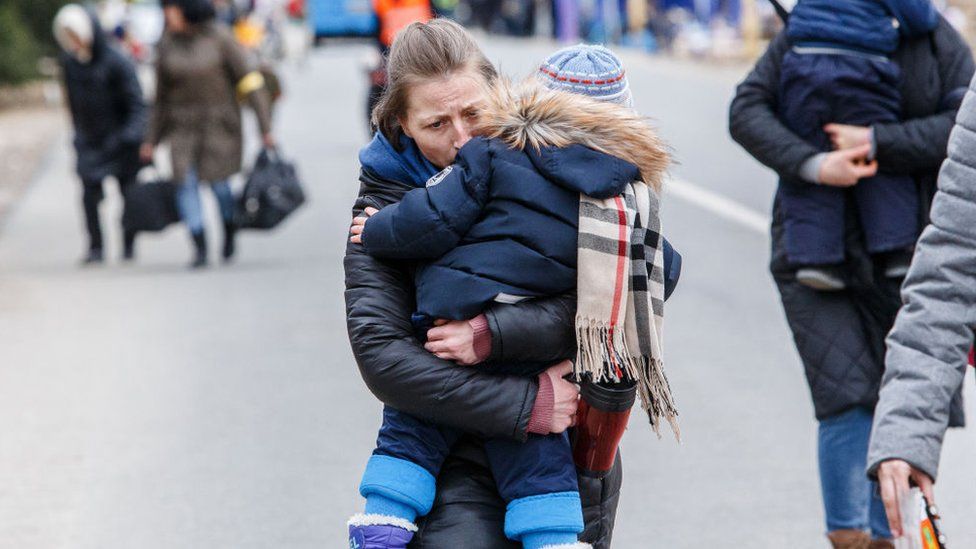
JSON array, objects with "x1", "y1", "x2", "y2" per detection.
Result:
[
  {"x1": 347, "y1": 515, "x2": 416, "y2": 549},
  {"x1": 882, "y1": 249, "x2": 913, "y2": 279},
  {"x1": 796, "y1": 266, "x2": 846, "y2": 291}
]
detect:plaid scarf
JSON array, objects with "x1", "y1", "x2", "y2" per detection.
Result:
[{"x1": 576, "y1": 181, "x2": 680, "y2": 440}]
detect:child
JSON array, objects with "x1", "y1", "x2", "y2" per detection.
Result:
[
  {"x1": 777, "y1": 0, "x2": 939, "y2": 290},
  {"x1": 347, "y1": 46, "x2": 674, "y2": 549}
]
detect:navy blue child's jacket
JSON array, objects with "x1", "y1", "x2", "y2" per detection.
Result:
[{"x1": 362, "y1": 136, "x2": 678, "y2": 321}]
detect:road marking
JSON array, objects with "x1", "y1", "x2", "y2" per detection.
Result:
[{"x1": 666, "y1": 178, "x2": 771, "y2": 236}]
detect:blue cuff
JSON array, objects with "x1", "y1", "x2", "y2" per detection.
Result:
[
  {"x1": 504, "y1": 491, "x2": 584, "y2": 540},
  {"x1": 360, "y1": 455, "x2": 437, "y2": 516},
  {"x1": 521, "y1": 531, "x2": 579, "y2": 549}
]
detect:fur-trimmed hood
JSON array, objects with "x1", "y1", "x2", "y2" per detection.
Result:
[{"x1": 476, "y1": 78, "x2": 670, "y2": 192}]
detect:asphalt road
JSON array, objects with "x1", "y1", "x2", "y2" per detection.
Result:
[{"x1": 1, "y1": 36, "x2": 973, "y2": 548}]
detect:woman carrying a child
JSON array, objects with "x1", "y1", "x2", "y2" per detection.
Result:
[
  {"x1": 344, "y1": 19, "x2": 679, "y2": 548},
  {"x1": 729, "y1": 1, "x2": 974, "y2": 547}
]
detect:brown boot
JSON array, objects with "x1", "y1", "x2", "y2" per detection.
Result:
[
  {"x1": 828, "y1": 529, "x2": 871, "y2": 549},
  {"x1": 868, "y1": 540, "x2": 895, "y2": 549}
]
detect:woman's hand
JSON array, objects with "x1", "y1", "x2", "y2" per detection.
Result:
[
  {"x1": 348, "y1": 206, "x2": 378, "y2": 244},
  {"x1": 139, "y1": 143, "x2": 154, "y2": 164},
  {"x1": 262, "y1": 132, "x2": 276, "y2": 150},
  {"x1": 877, "y1": 459, "x2": 936, "y2": 539},
  {"x1": 824, "y1": 123, "x2": 872, "y2": 151},
  {"x1": 425, "y1": 319, "x2": 478, "y2": 365},
  {"x1": 546, "y1": 360, "x2": 580, "y2": 434},
  {"x1": 818, "y1": 144, "x2": 878, "y2": 187}
]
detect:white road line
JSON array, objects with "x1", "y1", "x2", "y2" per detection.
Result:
[{"x1": 666, "y1": 178, "x2": 771, "y2": 236}]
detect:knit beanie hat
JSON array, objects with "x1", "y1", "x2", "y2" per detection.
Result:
[{"x1": 537, "y1": 44, "x2": 633, "y2": 107}]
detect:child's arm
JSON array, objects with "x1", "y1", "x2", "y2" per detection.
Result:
[{"x1": 361, "y1": 138, "x2": 492, "y2": 259}]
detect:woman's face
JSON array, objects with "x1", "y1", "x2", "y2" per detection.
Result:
[
  {"x1": 399, "y1": 70, "x2": 486, "y2": 169},
  {"x1": 62, "y1": 29, "x2": 92, "y2": 63},
  {"x1": 163, "y1": 6, "x2": 188, "y2": 33}
]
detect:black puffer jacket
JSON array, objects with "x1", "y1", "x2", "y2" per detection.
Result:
[
  {"x1": 344, "y1": 168, "x2": 621, "y2": 547},
  {"x1": 60, "y1": 11, "x2": 146, "y2": 183},
  {"x1": 729, "y1": 18, "x2": 973, "y2": 422}
]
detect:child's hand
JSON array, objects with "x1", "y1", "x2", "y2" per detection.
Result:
[
  {"x1": 824, "y1": 123, "x2": 871, "y2": 151},
  {"x1": 349, "y1": 206, "x2": 379, "y2": 244}
]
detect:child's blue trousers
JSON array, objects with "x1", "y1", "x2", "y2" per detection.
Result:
[
  {"x1": 777, "y1": 48, "x2": 919, "y2": 265},
  {"x1": 360, "y1": 406, "x2": 583, "y2": 546}
]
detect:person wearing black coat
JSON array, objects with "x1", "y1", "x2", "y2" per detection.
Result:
[
  {"x1": 345, "y1": 166, "x2": 622, "y2": 549},
  {"x1": 345, "y1": 19, "x2": 625, "y2": 548},
  {"x1": 729, "y1": 15, "x2": 973, "y2": 548},
  {"x1": 54, "y1": 4, "x2": 147, "y2": 264}
]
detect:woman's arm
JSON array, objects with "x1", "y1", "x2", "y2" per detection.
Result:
[
  {"x1": 346, "y1": 173, "x2": 549, "y2": 440},
  {"x1": 867, "y1": 77, "x2": 976, "y2": 483},
  {"x1": 345, "y1": 239, "x2": 538, "y2": 440},
  {"x1": 146, "y1": 42, "x2": 168, "y2": 147},
  {"x1": 729, "y1": 32, "x2": 821, "y2": 181},
  {"x1": 218, "y1": 26, "x2": 273, "y2": 137},
  {"x1": 483, "y1": 294, "x2": 577, "y2": 363},
  {"x1": 872, "y1": 19, "x2": 975, "y2": 174}
]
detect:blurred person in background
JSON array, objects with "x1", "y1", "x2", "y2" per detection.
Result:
[
  {"x1": 866, "y1": 73, "x2": 976, "y2": 540},
  {"x1": 54, "y1": 3, "x2": 147, "y2": 265},
  {"x1": 729, "y1": 2, "x2": 973, "y2": 547},
  {"x1": 141, "y1": 0, "x2": 275, "y2": 268},
  {"x1": 365, "y1": 0, "x2": 432, "y2": 131},
  {"x1": 374, "y1": 0, "x2": 433, "y2": 52}
]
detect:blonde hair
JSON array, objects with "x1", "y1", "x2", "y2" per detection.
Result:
[{"x1": 372, "y1": 18, "x2": 496, "y2": 149}]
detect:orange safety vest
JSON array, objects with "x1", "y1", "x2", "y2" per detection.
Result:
[{"x1": 373, "y1": 0, "x2": 433, "y2": 47}]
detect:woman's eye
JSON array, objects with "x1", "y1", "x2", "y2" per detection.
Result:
[{"x1": 465, "y1": 110, "x2": 478, "y2": 118}]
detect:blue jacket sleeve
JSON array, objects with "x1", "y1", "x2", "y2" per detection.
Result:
[
  {"x1": 361, "y1": 138, "x2": 492, "y2": 259},
  {"x1": 662, "y1": 238, "x2": 681, "y2": 301}
]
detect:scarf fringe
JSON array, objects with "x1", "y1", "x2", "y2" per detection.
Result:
[{"x1": 576, "y1": 319, "x2": 681, "y2": 442}]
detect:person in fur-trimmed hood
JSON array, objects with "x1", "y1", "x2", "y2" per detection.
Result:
[{"x1": 347, "y1": 60, "x2": 675, "y2": 547}]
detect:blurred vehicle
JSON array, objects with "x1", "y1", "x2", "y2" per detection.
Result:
[{"x1": 309, "y1": 0, "x2": 378, "y2": 39}]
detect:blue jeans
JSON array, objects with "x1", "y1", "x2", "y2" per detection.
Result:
[
  {"x1": 818, "y1": 406, "x2": 891, "y2": 538},
  {"x1": 176, "y1": 169, "x2": 234, "y2": 235}
]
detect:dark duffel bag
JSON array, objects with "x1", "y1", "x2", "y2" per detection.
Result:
[
  {"x1": 122, "y1": 171, "x2": 180, "y2": 233},
  {"x1": 236, "y1": 148, "x2": 306, "y2": 230}
]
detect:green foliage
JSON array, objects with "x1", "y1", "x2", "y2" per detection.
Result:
[
  {"x1": 16, "y1": 0, "x2": 71, "y2": 53},
  {"x1": 0, "y1": 0, "x2": 70, "y2": 84},
  {"x1": 0, "y1": 3, "x2": 41, "y2": 85}
]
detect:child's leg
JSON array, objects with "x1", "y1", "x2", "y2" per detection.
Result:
[
  {"x1": 360, "y1": 406, "x2": 460, "y2": 521},
  {"x1": 853, "y1": 173, "x2": 919, "y2": 257},
  {"x1": 777, "y1": 183, "x2": 846, "y2": 268},
  {"x1": 483, "y1": 433, "x2": 585, "y2": 549}
]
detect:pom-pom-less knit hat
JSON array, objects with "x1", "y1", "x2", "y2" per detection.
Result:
[{"x1": 537, "y1": 44, "x2": 633, "y2": 107}]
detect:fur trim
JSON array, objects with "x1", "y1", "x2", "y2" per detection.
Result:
[
  {"x1": 476, "y1": 78, "x2": 670, "y2": 191},
  {"x1": 540, "y1": 543, "x2": 592, "y2": 549},
  {"x1": 346, "y1": 513, "x2": 418, "y2": 532}
]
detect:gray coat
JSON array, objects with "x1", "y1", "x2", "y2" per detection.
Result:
[{"x1": 867, "y1": 73, "x2": 976, "y2": 481}]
